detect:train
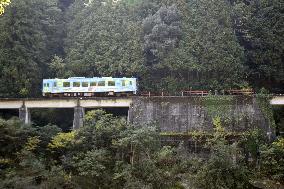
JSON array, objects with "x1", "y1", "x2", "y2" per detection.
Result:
[{"x1": 42, "y1": 77, "x2": 137, "y2": 97}]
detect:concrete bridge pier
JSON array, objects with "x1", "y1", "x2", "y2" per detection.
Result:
[
  {"x1": 19, "y1": 105, "x2": 31, "y2": 125},
  {"x1": 73, "y1": 106, "x2": 85, "y2": 130}
]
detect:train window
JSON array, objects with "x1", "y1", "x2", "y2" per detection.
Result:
[
  {"x1": 63, "y1": 82, "x2": 70, "y2": 87},
  {"x1": 90, "y1": 82, "x2": 97, "y2": 87},
  {"x1": 98, "y1": 81, "x2": 105, "y2": 86},
  {"x1": 73, "y1": 82, "x2": 80, "y2": 87},
  {"x1": 82, "y1": 82, "x2": 89, "y2": 87},
  {"x1": 47, "y1": 83, "x2": 49, "y2": 87},
  {"x1": 43, "y1": 83, "x2": 46, "y2": 87},
  {"x1": 108, "y1": 81, "x2": 115, "y2": 86},
  {"x1": 129, "y1": 81, "x2": 132, "y2": 86},
  {"x1": 122, "y1": 80, "x2": 125, "y2": 86},
  {"x1": 54, "y1": 82, "x2": 57, "y2": 87}
]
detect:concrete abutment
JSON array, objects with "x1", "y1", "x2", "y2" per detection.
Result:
[
  {"x1": 73, "y1": 106, "x2": 85, "y2": 130},
  {"x1": 19, "y1": 105, "x2": 31, "y2": 125},
  {"x1": 128, "y1": 96, "x2": 273, "y2": 136}
]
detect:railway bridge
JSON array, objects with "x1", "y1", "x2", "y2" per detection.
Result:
[
  {"x1": 0, "y1": 97, "x2": 132, "y2": 129},
  {"x1": 0, "y1": 96, "x2": 283, "y2": 130}
]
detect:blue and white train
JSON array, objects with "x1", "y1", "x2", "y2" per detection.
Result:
[{"x1": 42, "y1": 77, "x2": 137, "y2": 97}]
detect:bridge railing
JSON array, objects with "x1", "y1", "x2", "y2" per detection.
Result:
[{"x1": 139, "y1": 89, "x2": 258, "y2": 97}]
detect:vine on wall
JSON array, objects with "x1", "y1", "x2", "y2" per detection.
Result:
[
  {"x1": 256, "y1": 91, "x2": 276, "y2": 129},
  {"x1": 201, "y1": 95, "x2": 235, "y2": 127}
]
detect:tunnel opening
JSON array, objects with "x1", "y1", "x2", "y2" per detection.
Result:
[
  {"x1": 30, "y1": 108, "x2": 74, "y2": 131},
  {"x1": 0, "y1": 109, "x2": 19, "y2": 120},
  {"x1": 273, "y1": 106, "x2": 284, "y2": 137}
]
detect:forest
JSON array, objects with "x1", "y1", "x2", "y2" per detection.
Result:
[
  {"x1": 0, "y1": 110, "x2": 284, "y2": 188},
  {"x1": 0, "y1": 0, "x2": 283, "y2": 97},
  {"x1": 0, "y1": 0, "x2": 283, "y2": 188}
]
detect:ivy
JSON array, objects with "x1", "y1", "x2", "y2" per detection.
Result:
[
  {"x1": 202, "y1": 95, "x2": 234, "y2": 126},
  {"x1": 256, "y1": 91, "x2": 276, "y2": 129},
  {"x1": 160, "y1": 131, "x2": 247, "y2": 140}
]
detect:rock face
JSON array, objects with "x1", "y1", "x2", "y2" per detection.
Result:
[{"x1": 129, "y1": 96, "x2": 271, "y2": 134}]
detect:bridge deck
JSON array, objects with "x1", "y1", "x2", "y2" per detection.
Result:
[
  {"x1": 0, "y1": 97, "x2": 133, "y2": 109},
  {"x1": 270, "y1": 96, "x2": 284, "y2": 105},
  {"x1": 0, "y1": 96, "x2": 283, "y2": 109}
]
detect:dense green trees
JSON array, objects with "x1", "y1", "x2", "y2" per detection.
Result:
[
  {"x1": 160, "y1": 0, "x2": 246, "y2": 90},
  {"x1": 0, "y1": 111, "x2": 283, "y2": 188},
  {"x1": 0, "y1": 0, "x2": 283, "y2": 97},
  {"x1": 65, "y1": 0, "x2": 144, "y2": 77},
  {"x1": 0, "y1": 1, "x2": 283, "y2": 187},
  {"x1": 0, "y1": 0, "x2": 10, "y2": 15},
  {"x1": 244, "y1": 0, "x2": 284, "y2": 91},
  {"x1": 63, "y1": 0, "x2": 248, "y2": 91},
  {"x1": 0, "y1": 0, "x2": 64, "y2": 97}
]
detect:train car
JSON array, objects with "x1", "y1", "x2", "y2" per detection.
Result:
[{"x1": 42, "y1": 77, "x2": 137, "y2": 97}]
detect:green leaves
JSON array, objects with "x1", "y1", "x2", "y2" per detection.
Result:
[
  {"x1": 0, "y1": 0, "x2": 10, "y2": 15},
  {"x1": 48, "y1": 55, "x2": 68, "y2": 78},
  {"x1": 48, "y1": 131, "x2": 76, "y2": 149},
  {"x1": 65, "y1": 0, "x2": 144, "y2": 77},
  {"x1": 259, "y1": 137, "x2": 284, "y2": 182},
  {"x1": 0, "y1": 0, "x2": 64, "y2": 97},
  {"x1": 143, "y1": 4, "x2": 182, "y2": 65},
  {"x1": 241, "y1": 0, "x2": 284, "y2": 90},
  {"x1": 72, "y1": 149, "x2": 110, "y2": 177}
]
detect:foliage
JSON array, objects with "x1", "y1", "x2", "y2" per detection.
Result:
[
  {"x1": 36, "y1": 124, "x2": 62, "y2": 146},
  {"x1": 239, "y1": 129, "x2": 266, "y2": 165},
  {"x1": 142, "y1": 4, "x2": 182, "y2": 65},
  {"x1": 48, "y1": 131, "x2": 75, "y2": 149},
  {"x1": 71, "y1": 149, "x2": 113, "y2": 188},
  {"x1": 65, "y1": 0, "x2": 144, "y2": 77},
  {"x1": 0, "y1": 0, "x2": 283, "y2": 95},
  {"x1": 0, "y1": 0, "x2": 283, "y2": 187},
  {"x1": 72, "y1": 149, "x2": 110, "y2": 177},
  {"x1": 0, "y1": 0, "x2": 10, "y2": 15},
  {"x1": 0, "y1": 118, "x2": 36, "y2": 160},
  {"x1": 0, "y1": 119, "x2": 71, "y2": 189},
  {"x1": 83, "y1": 109, "x2": 110, "y2": 126},
  {"x1": 114, "y1": 124, "x2": 160, "y2": 165},
  {"x1": 273, "y1": 137, "x2": 284, "y2": 148},
  {"x1": 62, "y1": 0, "x2": 250, "y2": 91},
  {"x1": 0, "y1": 0, "x2": 64, "y2": 97},
  {"x1": 202, "y1": 95, "x2": 234, "y2": 127},
  {"x1": 23, "y1": 136, "x2": 41, "y2": 152},
  {"x1": 48, "y1": 55, "x2": 69, "y2": 78},
  {"x1": 241, "y1": 0, "x2": 284, "y2": 91},
  {"x1": 164, "y1": 0, "x2": 245, "y2": 90},
  {"x1": 258, "y1": 137, "x2": 284, "y2": 183},
  {"x1": 192, "y1": 119, "x2": 252, "y2": 189},
  {"x1": 256, "y1": 89, "x2": 276, "y2": 131},
  {"x1": 192, "y1": 145, "x2": 252, "y2": 189},
  {"x1": 0, "y1": 111, "x2": 283, "y2": 188}
]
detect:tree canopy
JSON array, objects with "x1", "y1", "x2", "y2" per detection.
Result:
[
  {"x1": 0, "y1": 111, "x2": 283, "y2": 188},
  {"x1": 0, "y1": 0, "x2": 283, "y2": 94},
  {"x1": 0, "y1": 0, "x2": 10, "y2": 15}
]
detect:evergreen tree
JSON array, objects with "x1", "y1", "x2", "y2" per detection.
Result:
[
  {"x1": 163, "y1": 0, "x2": 246, "y2": 90},
  {"x1": 243, "y1": 0, "x2": 284, "y2": 91},
  {"x1": 65, "y1": 0, "x2": 144, "y2": 77},
  {"x1": 0, "y1": 0, "x2": 64, "y2": 97}
]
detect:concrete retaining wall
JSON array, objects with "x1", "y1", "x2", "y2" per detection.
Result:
[{"x1": 129, "y1": 96, "x2": 270, "y2": 134}]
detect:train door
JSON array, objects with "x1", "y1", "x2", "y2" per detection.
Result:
[{"x1": 42, "y1": 80, "x2": 52, "y2": 96}]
